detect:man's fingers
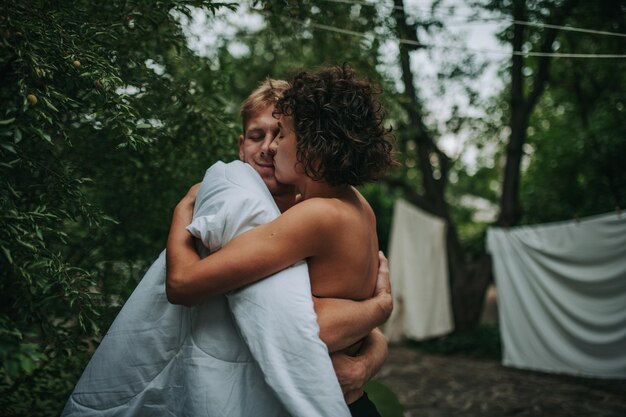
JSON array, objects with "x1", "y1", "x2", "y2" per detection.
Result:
[
  {"x1": 331, "y1": 352, "x2": 363, "y2": 394},
  {"x1": 375, "y1": 250, "x2": 391, "y2": 295}
]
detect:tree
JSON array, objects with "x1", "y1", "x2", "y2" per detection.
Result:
[
  {"x1": 389, "y1": 0, "x2": 490, "y2": 330},
  {"x1": 493, "y1": 0, "x2": 580, "y2": 227},
  {"x1": 389, "y1": 0, "x2": 603, "y2": 330},
  {"x1": 519, "y1": 0, "x2": 626, "y2": 222},
  {"x1": 0, "y1": 1, "x2": 236, "y2": 414},
  {"x1": 200, "y1": 0, "x2": 622, "y2": 331}
]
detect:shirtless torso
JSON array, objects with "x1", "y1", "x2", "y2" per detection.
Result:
[{"x1": 297, "y1": 192, "x2": 378, "y2": 300}]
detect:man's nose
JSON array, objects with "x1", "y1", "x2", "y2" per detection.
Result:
[
  {"x1": 261, "y1": 136, "x2": 273, "y2": 154},
  {"x1": 268, "y1": 137, "x2": 278, "y2": 155}
]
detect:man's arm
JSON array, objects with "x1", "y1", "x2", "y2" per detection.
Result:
[
  {"x1": 314, "y1": 252, "x2": 393, "y2": 352},
  {"x1": 315, "y1": 252, "x2": 391, "y2": 403}
]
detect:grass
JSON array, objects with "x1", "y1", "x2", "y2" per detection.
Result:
[
  {"x1": 407, "y1": 322, "x2": 502, "y2": 359},
  {"x1": 364, "y1": 378, "x2": 405, "y2": 417}
]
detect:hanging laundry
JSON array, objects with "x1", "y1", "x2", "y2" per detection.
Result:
[
  {"x1": 487, "y1": 212, "x2": 626, "y2": 378},
  {"x1": 384, "y1": 199, "x2": 454, "y2": 342}
]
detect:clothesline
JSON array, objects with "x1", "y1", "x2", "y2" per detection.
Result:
[
  {"x1": 273, "y1": 15, "x2": 626, "y2": 58},
  {"x1": 321, "y1": 0, "x2": 626, "y2": 38}
]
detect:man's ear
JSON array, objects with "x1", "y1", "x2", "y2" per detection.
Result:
[{"x1": 238, "y1": 135, "x2": 245, "y2": 161}]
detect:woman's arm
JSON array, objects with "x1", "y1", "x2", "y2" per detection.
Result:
[
  {"x1": 166, "y1": 193, "x2": 330, "y2": 306},
  {"x1": 166, "y1": 185, "x2": 201, "y2": 306}
]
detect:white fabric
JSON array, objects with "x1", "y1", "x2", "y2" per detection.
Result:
[
  {"x1": 384, "y1": 199, "x2": 454, "y2": 342},
  {"x1": 487, "y1": 212, "x2": 626, "y2": 378},
  {"x1": 63, "y1": 160, "x2": 349, "y2": 417}
]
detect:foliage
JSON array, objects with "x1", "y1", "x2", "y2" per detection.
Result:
[
  {"x1": 0, "y1": 351, "x2": 89, "y2": 417},
  {"x1": 364, "y1": 379, "x2": 405, "y2": 417},
  {"x1": 0, "y1": 0, "x2": 624, "y2": 413},
  {"x1": 408, "y1": 323, "x2": 502, "y2": 360},
  {"x1": 213, "y1": 0, "x2": 626, "y2": 327},
  {"x1": 0, "y1": 0, "x2": 237, "y2": 413},
  {"x1": 520, "y1": 0, "x2": 626, "y2": 223},
  {"x1": 479, "y1": 0, "x2": 626, "y2": 224}
]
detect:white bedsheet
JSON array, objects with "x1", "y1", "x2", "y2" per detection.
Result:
[
  {"x1": 487, "y1": 212, "x2": 626, "y2": 378},
  {"x1": 384, "y1": 199, "x2": 454, "y2": 342},
  {"x1": 62, "y1": 160, "x2": 349, "y2": 417}
]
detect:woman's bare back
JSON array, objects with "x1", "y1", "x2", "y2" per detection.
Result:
[{"x1": 305, "y1": 188, "x2": 379, "y2": 301}]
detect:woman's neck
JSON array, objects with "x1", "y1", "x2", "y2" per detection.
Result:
[{"x1": 297, "y1": 178, "x2": 351, "y2": 201}]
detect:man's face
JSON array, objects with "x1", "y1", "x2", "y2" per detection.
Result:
[{"x1": 239, "y1": 105, "x2": 294, "y2": 196}]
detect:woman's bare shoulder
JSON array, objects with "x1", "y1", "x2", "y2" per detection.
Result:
[{"x1": 280, "y1": 197, "x2": 347, "y2": 232}]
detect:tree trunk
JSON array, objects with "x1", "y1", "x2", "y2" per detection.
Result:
[
  {"x1": 390, "y1": 0, "x2": 580, "y2": 331},
  {"x1": 497, "y1": 0, "x2": 580, "y2": 227},
  {"x1": 392, "y1": 0, "x2": 491, "y2": 332}
]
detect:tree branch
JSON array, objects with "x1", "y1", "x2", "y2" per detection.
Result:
[
  {"x1": 526, "y1": 0, "x2": 581, "y2": 115},
  {"x1": 381, "y1": 177, "x2": 438, "y2": 214}
]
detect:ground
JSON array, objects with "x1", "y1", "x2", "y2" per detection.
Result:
[
  {"x1": 374, "y1": 285, "x2": 626, "y2": 417},
  {"x1": 377, "y1": 344, "x2": 626, "y2": 417}
]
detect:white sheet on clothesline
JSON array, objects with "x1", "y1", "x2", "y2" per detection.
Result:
[
  {"x1": 487, "y1": 212, "x2": 626, "y2": 378},
  {"x1": 384, "y1": 199, "x2": 454, "y2": 342}
]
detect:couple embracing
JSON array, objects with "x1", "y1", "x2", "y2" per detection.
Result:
[{"x1": 64, "y1": 65, "x2": 395, "y2": 417}]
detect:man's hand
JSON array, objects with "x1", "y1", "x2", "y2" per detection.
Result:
[
  {"x1": 330, "y1": 329, "x2": 388, "y2": 403},
  {"x1": 374, "y1": 251, "x2": 393, "y2": 319},
  {"x1": 331, "y1": 352, "x2": 367, "y2": 403},
  {"x1": 375, "y1": 251, "x2": 391, "y2": 296}
]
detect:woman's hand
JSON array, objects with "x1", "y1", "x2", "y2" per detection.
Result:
[{"x1": 177, "y1": 183, "x2": 201, "y2": 209}]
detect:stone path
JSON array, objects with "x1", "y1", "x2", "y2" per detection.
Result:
[{"x1": 376, "y1": 345, "x2": 626, "y2": 417}]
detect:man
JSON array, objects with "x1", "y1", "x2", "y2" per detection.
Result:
[{"x1": 62, "y1": 79, "x2": 392, "y2": 417}]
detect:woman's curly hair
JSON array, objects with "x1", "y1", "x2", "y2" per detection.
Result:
[{"x1": 274, "y1": 64, "x2": 395, "y2": 187}]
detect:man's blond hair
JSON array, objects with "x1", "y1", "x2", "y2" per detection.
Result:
[{"x1": 240, "y1": 78, "x2": 290, "y2": 133}]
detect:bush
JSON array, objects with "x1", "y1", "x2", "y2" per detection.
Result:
[{"x1": 409, "y1": 323, "x2": 502, "y2": 359}]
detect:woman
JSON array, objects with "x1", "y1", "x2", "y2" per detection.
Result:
[{"x1": 167, "y1": 65, "x2": 394, "y2": 416}]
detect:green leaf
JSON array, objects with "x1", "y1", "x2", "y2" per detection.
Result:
[
  {"x1": 14, "y1": 127, "x2": 22, "y2": 143},
  {"x1": 33, "y1": 128, "x2": 52, "y2": 143},
  {"x1": 42, "y1": 97, "x2": 60, "y2": 112},
  {"x1": 18, "y1": 354, "x2": 38, "y2": 374},
  {"x1": 1, "y1": 143, "x2": 17, "y2": 154},
  {"x1": 0, "y1": 117, "x2": 16, "y2": 125},
  {"x1": 1, "y1": 246, "x2": 12, "y2": 264},
  {"x1": 6, "y1": 182, "x2": 20, "y2": 198},
  {"x1": 15, "y1": 237, "x2": 37, "y2": 251}
]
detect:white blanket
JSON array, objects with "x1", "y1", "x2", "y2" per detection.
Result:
[
  {"x1": 62, "y1": 160, "x2": 349, "y2": 417},
  {"x1": 487, "y1": 212, "x2": 626, "y2": 378},
  {"x1": 384, "y1": 199, "x2": 454, "y2": 342}
]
